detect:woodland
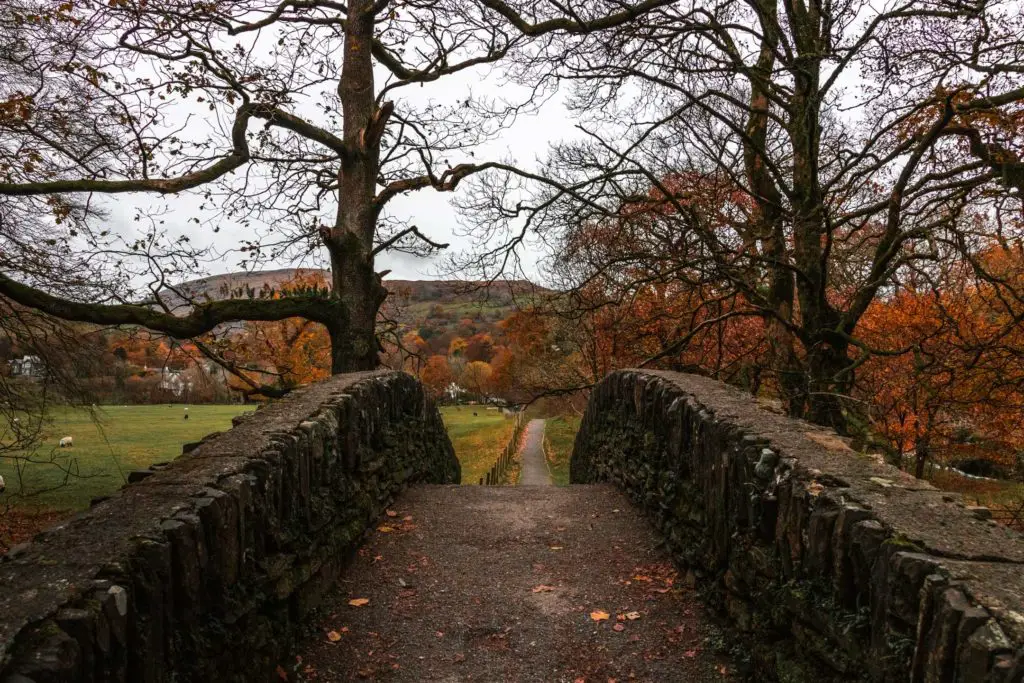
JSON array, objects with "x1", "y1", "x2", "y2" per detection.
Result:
[{"x1": 2, "y1": 0, "x2": 1024, "y2": 521}]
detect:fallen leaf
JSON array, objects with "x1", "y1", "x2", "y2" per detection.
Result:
[
  {"x1": 373, "y1": 555, "x2": 383, "y2": 562},
  {"x1": 377, "y1": 525, "x2": 394, "y2": 533},
  {"x1": 385, "y1": 510, "x2": 398, "y2": 517},
  {"x1": 550, "y1": 546, "x2": 564, "y2": 551},
  {"x1": 435, "y1": 631, "x2": 444, "y2": 638},
  {"x1": 348, "y1": 598, "x2": 370, "y2": 607},
  {"x1": 612, "y1": 623, "x2": 625, "y2": 632},
  {"x1": 453, "y1": 653, "x2": 466, "y2": 663},
  {"x1": 625, "y1": 611, "x2": 641, "y2": 620},
  {"x1": 590, "y1": 610, "x2": 610, "y2": 622},
  {"x1": 532, "y1": 584, "x2": 556, "y2": 593},
  {"x1": 683, "y1": 649, "x2": 698, "y2": 658},
  {"x1": 326, "y1": 630, "x2": 342, "y2": 642},
  {"x1": 403, "y1": 515, "x2": 413, "y2": 521}
]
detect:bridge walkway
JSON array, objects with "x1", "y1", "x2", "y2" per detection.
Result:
[{"x1": 292, "y1": 485, "x2": 734, "y2": 682}]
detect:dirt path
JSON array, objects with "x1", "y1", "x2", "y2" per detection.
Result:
[
  {"x1": 291, "y1": 485, "x2": 735, "y2": 682},
  {"x1": 518, "y1": 419, "x2": 551, "y2": 486}
]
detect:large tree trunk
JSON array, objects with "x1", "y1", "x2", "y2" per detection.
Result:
[
  {"x1": 804, "y1": 337, "x2": 851, "y2": 434},
  {"x1": 326, "y1": 234, "x2": 386, "y2": 373},
  {"x1": 325, "y1": 0, "x2": 388, "y2": 374},
  {"x1": 914, "y1": 431, "x2": 931, "y2": 479},
  {"x1": 744, "y1": 0, "x2": 804, "y2": 414}
]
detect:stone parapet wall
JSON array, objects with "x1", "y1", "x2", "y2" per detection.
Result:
[
  {"x1": 571, "y1": 370, "x2": 1024, "y2": 682},
  {"x1": 0, "y1": 371, "x2": 459, "y2": 683}
]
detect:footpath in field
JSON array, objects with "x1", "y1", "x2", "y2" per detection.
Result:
[
  {"x1": 518, "y1": 419, "x2": 551, "y2": 486},
  {"x1": 293, "y1": 485, "x2": 734, "y2": 682}
]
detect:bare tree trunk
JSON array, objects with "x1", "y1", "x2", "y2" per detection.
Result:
[
  {"x1": 325, "y1": 0, "x2": 389, "y2": 373},
  {"x1": 914, "y1": 432, "x2": 931, "y2": 479},
  {"x1": 805, "y1": 339, "x2": 851, "y2": 434},
  {"x1": 744, "y1": 0, "x2": 804, "y2": 415}
]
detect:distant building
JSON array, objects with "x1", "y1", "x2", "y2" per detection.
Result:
[
  {"x1": 8, "y1": 355, "x2": 44, "y2": 379},
  {"x1": 446, "y1": 382, "x2": 464, "y2": 402},
  {"x1": 158, "y1": 368, "x2": 187, "y2": 398}
]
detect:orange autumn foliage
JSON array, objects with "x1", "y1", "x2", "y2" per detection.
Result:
[
  {"x1": 855, "y1": 245, "x2": 1024, "y2": 475},
  {"x1": 225, "y1": 272, "x2": 332, "y2": 394}
]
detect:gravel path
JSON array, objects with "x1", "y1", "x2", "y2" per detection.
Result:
[
  {"x1": 518, "y1": 419, "x2": 551, "y2": 486},
  {"x1": 290, "y1": 485, "x2": 735, "y2": 682}
]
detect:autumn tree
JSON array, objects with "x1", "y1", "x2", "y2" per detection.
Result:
[
  {"x1": 419, "y1": 355, "x2": 453, "y2": 402},
  {"x1": 856, "y1": 243, "x2": 1024, "y2": 477},
  {"x1": 463, "y1": 0, "x2": 1024, "y2": 434},
  {"x1": 0, "y1": 0, "x2": 672, "y2": 381},
  {"x1": 464, "y1": 333, "x2": 496, "y2": 363},
  {"x1": 459, "y1": 360, "x2": 493, "y2": 400}
]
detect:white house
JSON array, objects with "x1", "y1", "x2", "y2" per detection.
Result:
[
  {"x1": 8, "y1": 355, "x2": 44, "y2": 379},
  {"x1": 158, "y1": 368, "x2": 187, "y2": 398}
]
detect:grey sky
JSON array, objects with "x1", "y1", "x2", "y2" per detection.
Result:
[{"x1": 102, "y1": 58, "x2": 582, "y2": 287}]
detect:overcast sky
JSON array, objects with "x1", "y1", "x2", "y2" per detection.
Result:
[{"x1": 101, "y1": 58, "x2": 581, "y2": 287}]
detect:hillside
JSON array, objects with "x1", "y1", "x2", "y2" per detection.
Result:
[{"x1": 159, "y1": 269, "x2": 550, "y2": 355}]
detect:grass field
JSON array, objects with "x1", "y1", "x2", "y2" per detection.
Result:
[
  {"x1": 0, "y1": 404, "x2": 253, "y2": 511},
  {"x1": 439, "y1": 405, "x2": 515, "y2": 485},
  {"x1": 0, "y1": 402, "x2": 555, "y2": 515},
  {"x1": 543, "y1": 416, "x2": 581, "y2": 486}
]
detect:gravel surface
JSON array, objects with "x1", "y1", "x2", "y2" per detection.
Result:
[{"x1": 290, "y1": 485, "x2": 736, "y2": 682}]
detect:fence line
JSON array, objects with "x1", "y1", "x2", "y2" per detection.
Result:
[{"x1": 479, "y1": 411, "x2": 525, "y2": 486}]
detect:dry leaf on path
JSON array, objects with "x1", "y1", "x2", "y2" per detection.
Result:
[
  {"x1": 385, "y1": 510, "x2": 398, "y2": 517},
  {"x1": 326, "y1": 631, "x2": 342, "y2": 642},
  {"x1": 625, "y1": 611, "x2": 641, "y2": 620},
  {"x1": 532, "y1": 584, "x2": 556, "y2": 593},
  {"x1": 612, "y1": 623, "x2": 625, "y2": 632},
  {"x1": 348, "y1": 598, "x2": 370, "y2": 607},
  {"x1": 590, "y1": 610, "x2": 610, "y2": 622}
]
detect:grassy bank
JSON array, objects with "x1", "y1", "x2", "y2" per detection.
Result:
[
  {"x1": 1, "y1": 404, "x2": 253, "y2": 511},
  {"x1": 439, "y1": 405, "x2": 515, "y2": 485},
  {"x1": 543, "y1": 415, "x2": 581, "y2": 486}
]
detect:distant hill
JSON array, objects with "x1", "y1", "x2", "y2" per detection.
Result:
[
  {"x1": 157, "y1": 268, "x2": 330, "y2": 311},
  {"x1": 159, "y1": 269, "x2": 550, "y2": 354}
]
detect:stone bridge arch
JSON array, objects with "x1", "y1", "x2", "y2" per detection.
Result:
[{"x1": 571, "y1": 370, "x2": 1024, "y2": 682}]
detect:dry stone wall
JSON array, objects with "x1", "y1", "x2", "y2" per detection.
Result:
[
  {"x1": 571, "y1": 370, "x2": 1024, "y2": 682},
  {"x1": 0, "y1": 370, "x2": 458, "y2": 683}
]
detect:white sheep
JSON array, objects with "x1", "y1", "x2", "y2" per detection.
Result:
[{"x1": 59, "y1": 436, "x2": 73, "y2": 448}]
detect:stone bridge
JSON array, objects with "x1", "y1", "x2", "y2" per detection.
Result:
[{"x1": 0, "y1": 370, "x2": 1021, "y2": 682}]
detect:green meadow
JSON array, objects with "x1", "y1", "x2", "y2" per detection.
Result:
[
  {"x1": 0, "y1": 404, "x2": 253, "y2": 511},
  {"x1": 439, "y1": 405, "x2": 515, "y2": 485}
]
